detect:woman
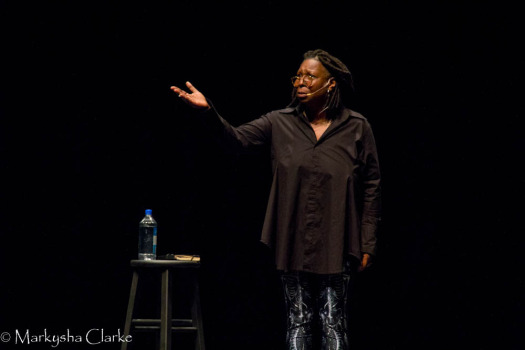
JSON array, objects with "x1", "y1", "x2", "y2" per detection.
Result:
[{"x1": 171, "y1": 49, "x2": 381, "y2": 350}]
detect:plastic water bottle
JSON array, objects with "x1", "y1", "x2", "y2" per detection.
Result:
[{"x1": 138, "y1": 209, "x2": 157, "y2": 260}]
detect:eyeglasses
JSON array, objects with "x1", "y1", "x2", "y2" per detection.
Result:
[{"x1": 291, "y1": 74, "x2": 317, "y2": 87}]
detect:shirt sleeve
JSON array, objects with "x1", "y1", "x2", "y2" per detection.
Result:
[
  {"x1": 359, "y1": 120, "x2": 382, "y2": 256},
  {"x1": 198, "y1": 100, "x2": 272, "y2": 151}
]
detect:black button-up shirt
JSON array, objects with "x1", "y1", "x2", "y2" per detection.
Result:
[{"x1": 201, "y1": 105, "x2": 381, "y2": 274}]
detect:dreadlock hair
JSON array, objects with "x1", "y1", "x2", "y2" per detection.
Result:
[{"x1": 289, "y1": 49, "x2": 355, "y2": 118}]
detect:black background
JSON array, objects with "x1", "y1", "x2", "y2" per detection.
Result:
[{"x1": 1, "y1": 1, "x2": 523, "y2": 349}]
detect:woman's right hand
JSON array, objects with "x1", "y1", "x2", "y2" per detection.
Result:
[{"x1": 170, "y1": 81, "x2": 210, "y2": 110}]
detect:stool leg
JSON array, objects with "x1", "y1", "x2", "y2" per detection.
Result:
[
  {"x1": 122, "y1": 270, "x2": 139, "y2": 350},
  {"x1": 160, "y1": 268, "x2": 172, "y2": 350},
  {"x1": 191, "y1": 273, "x2": 205, "y2": 350}
]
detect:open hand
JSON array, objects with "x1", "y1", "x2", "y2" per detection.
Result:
[{"x1": 170, "y1": 81, "x2": 210, "y2": 110}]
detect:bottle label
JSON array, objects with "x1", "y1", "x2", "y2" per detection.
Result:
[{"x1": 153, "y1": 227, "x2": 157, "y2": 254}]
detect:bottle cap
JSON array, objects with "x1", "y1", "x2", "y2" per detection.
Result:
[{"x1": 145, "y1": 209, "x2": 152, "y2": 216}]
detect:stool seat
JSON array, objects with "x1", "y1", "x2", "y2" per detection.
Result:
[
  {"x1": 131, "y1": 259, "x2": 201, "y2": 268},
  {"x1": 122, "y1": 258, "x2": 205, "y2": 350}
]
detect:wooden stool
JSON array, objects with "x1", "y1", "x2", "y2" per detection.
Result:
[{"x1": 121, "y1": 258, "x2": 205, "y2": 350}]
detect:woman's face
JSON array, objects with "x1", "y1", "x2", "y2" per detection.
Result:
[{"x1": 293, "y1": 58, "x2": 335, "y2": 103}]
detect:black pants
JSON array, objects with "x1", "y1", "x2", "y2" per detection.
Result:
[{"x1": 281, "y1": 262, "x2": 355, "y2": 350}]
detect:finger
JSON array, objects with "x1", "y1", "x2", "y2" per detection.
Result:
[
  {"x1": 171, "y1": 86, "x2": 192, "y2": 101},
  {"x1": 185, "y1": 81, "x2": 199, "y2": 93},
  {"x1": 170, "y1": 86, "x2": 183, "y2": 95}
]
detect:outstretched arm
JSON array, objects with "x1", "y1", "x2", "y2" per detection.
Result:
[
  {"x1": 171, "y1": 81, "x2": 271, "y2": 150},
  {"x1": 170, "y1": 81, "x2": 210, "y2": 110}
]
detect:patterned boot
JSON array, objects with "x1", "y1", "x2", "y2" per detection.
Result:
[
  {"x1": 282, "y1": 273, "x2": 315, "y2": 350},
  {"x1": 318, "y1": 274, "x2": 350, "y2": 350}
]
